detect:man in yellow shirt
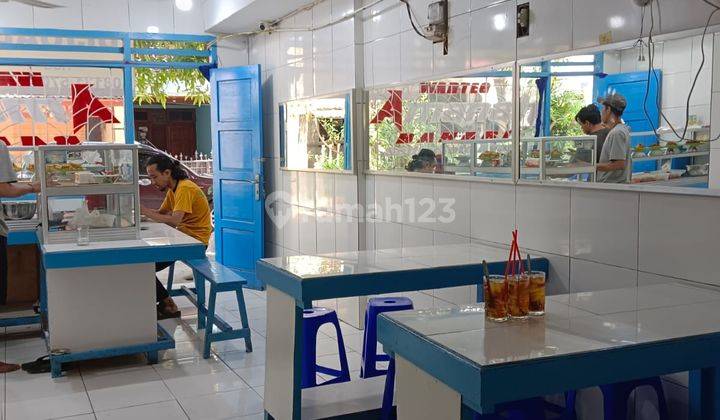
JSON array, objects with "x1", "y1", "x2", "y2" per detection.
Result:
[{"x1": 141, "y1": 154, "x2": 212, "y2": 318}]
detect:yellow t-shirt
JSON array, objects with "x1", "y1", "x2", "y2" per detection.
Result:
[{"x1": 160, "y1": 179, "x2": 212, "y2": 245}]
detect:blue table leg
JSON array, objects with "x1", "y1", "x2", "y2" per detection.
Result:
[
  {"x1": 193, "y1": 269, "x2": 206, "y2": 330},
  {"x1": 690, "y1": 367, "x2": 720, "y2": 420},
  {"x1": 50, "y1": 358, "x2": 62, "y2": 378},
  {"x1": 146, "y1": 351, "x2": 158, "y2": 364}
]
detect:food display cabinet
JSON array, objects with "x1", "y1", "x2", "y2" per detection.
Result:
[
  {"x1": 520, "y1": 136, "x2": 597, "y2": 182},
  {"x1": 36, "y1": 144, "x2": 141, "y2": 244}
]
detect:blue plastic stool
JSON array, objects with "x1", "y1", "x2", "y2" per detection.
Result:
[
  {"x1": 361, "y1": 297, "x2": 413, "y2": 379},
  {"x1": 301, "y1": 307, "x2": 351, "y2": 389},
  {"x1": 565, "y1": 377, "x2": 669, "y2": 420}
]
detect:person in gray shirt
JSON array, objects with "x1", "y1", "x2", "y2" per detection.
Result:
[
  {"x1": 0, "y1": 143, "x2": 39, "y2": 373},
  {"x1": 596, "y1": 93, "x2": 630, "y2": 183}
]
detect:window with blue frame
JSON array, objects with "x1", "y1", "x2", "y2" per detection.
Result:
[{"x1": 279, "y1": 93, "x2": 352, "y2": 171}]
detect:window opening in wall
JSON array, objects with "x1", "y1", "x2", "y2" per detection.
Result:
[
  {"x1": 280, "y1": 94, "x2": 351, "y2": 171},
  {"x1": 368, "y1": 69, "x2": 514, "y2": 178}
]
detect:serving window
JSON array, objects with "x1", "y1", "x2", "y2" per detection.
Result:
[{"x1": 367, "y1": 67, "x2": 514, "y2": 178}]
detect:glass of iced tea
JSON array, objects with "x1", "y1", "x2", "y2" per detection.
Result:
[
  {"x1": 509, "y1": 274, "x2": 530, "y2": 319},
  {"x1": 526, "y1": 271, "x2": 546, "y2": 316},
  {"x1": 484, "y1": 274, "x2": 509, "y2": 322}
]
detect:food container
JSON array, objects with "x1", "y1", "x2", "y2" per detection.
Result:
[
  {"x1": 1, "y1": 200, "x2": 36, "y2": 220},
  {"x1": 74, "y1": 171, "x2": 97, "y2": 184},
  {"x1": 686, "y1": 163, "x2": 709, "y2": 177}
]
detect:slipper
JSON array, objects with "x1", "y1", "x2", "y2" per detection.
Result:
[
  {"x1": 22, "y1": 355, "x2": 74, "y2": 374},
  {"x1": 21, "y1": 355, "x2": 50, "y2": 374},
  {"x1": 157, "y1": 300, "x2": 181, "y2": 320}
]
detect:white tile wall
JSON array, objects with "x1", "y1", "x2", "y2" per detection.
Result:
[
  {"x1": 335, "y1": 174, "x2": 359, "y2": 217},
  {"x1": 314, "y1": 52, "x2": 335, "y2": 96},
  {"x1": 570, "y1": 258, "x2": 637, "y2": 293},
  {"x1": 401, "y1": 30, "x2": 434, "y2": 82},
  {"x1": 375, "y1": 220, "x2": 403, "y2": 249},
  {"x1": 572, "y1": 0, "x2": 643, "y2": 49},
  {"x1": 470, "y1": 1, "x2": 516, "y2": 69},
  {"x1": 298, "y1": 172, "x2": 316, "y2": 208},
  {"x1": 516, "y1": 185, "x2": 570, "y2": 256},
  {"x1": 283, "y1": 204, "x2": 300, "y2": 252},
  {"x1": 316, "y1": 172, "x2": 335, "y2": 212},
  {"x1": 433, "y1": 13, "x2": 471, "y2": 76},
  {"x1": 517, "y1": 0, "x2": 572, "y2": 60},
  {"x1": 0, "y1": 2, "x2": 33, "y2": 28},
  {"x1": 129, "y1": 0, "x2": 174, "y2": 33},
  {"x1": 364, "y1": 0, "x2": 404, "y2": 43},
  {"x1": 402, "y1": 177, "x2": 435, "y2": 229},
  {"x1": 433, "y1": 231, "x2": 471, "y2": 246},
  {"x1": 402, "y1": 225, "x2": 434, "y2": 248},
  {"x1": 433, "y1": 179, "x2": 470, "y2": 236},
  {"x1": 570, "y1": 188, "x2": 639, "y2": 269},
  {"x1": 336, "y1": 215, "x2": 360, "y2": 252},
  {"x1": 470, "y1": 182, "x2": 516, "y2": 244},
  {"x1": 298, "y1": 207, "x2": 318, "y2": 254},
  {"x1": 374, "y1": 176, "x2": 403, "y2": 223},
  {"x1": 316, "y1": 210, "x2": 337, "y2": 254},
  {"x1": 34, "y1": 0, "x2": 83, "y2": 30},
  {"x1": 638, "y1": 193, "x2": 720, "y2": 284},
  {"x1": 82, "y1": 0, "x2": 131, "y2": 31},
  {"x1": 371, "y1": 34, "x2": 402, "y2": 86},
  {"x1": 332, "y1": 45, "x2": 357, "y2": 92}
]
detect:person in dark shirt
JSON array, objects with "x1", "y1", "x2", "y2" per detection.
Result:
[
  {"x1": 575, "y1": 104, "x2": 610, "y2": 163},
  {"x1": 405, "y1": 149, "x2": 437, "y2": 173}
]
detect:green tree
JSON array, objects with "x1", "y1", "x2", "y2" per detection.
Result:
[
  {"x1": 549, "y1": 77, "x2": 584, "y2": 137},
  {"x1": 133, "y1": 40, "x2": 210, "y2": 107}
]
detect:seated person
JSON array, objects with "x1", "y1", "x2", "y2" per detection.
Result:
[
  {"x1": 405, "y1": 149, "x2": 437, "y2": 173},
  {"x1": 140, "y1": 155, "x2": 212, "y2": 319}
]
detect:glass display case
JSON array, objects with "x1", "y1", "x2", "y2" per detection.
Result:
[
  {"x1": 2, "y1": 146, "x2": 39, "y2": 231},
  {"x1": 628, "y1": 128, "x2": 710, "y2": 186},
  {"x1": 37, "y1": 144, "x2": 140, "y2": 244},
  {"x1": 520, "y1": 136, "x2": 597, "y2": 182},
  {"x1": 441, "y1": 139, "x2": 513, "y2": 178}
]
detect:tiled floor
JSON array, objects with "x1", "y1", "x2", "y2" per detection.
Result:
[{"x1": 0, "y1": 263, "x2": 373, "y2": 420}]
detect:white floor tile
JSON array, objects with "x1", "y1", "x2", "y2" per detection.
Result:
[
  {"x1": 6, "y1": 387, "x2": 91, "y2": 420},
  {"x1": 178, "y1": 389, "x2": 264, "y2": 420},
  {"x1": 55, "y1": 415, "x2": 96, "y2": 420},
  {"x1": 218, "y1": 350, "x2": 266, "y2": 370},
  {"x1": 83, "y1": 366, "x2": 174, "y2": 412},
  {"x1": 163, "y1": 371, "x2": 250, "y2": 399},
  {"x1": 233, "y1": 365, "x2": 265, "y2": 388},
  {"x1": 153, "y1": 356, "x2": 229, "y2": 380},
  {"x1": 95, "y1": 400, "x2": 188, "y2": 420},
  {"x1": 316, "y1": 351, "x2": 362, "y2": 373}
]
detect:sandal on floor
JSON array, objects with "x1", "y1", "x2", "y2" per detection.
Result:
[
  {"x1": 22, "y1": 355, "x2": 74, "y2": 374},
  {"x1": 21, "y1": 355, "x2": 51, "y2": 374}
]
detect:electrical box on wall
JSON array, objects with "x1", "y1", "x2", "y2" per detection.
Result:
[
  {"x1": 426, "y1": 0, "x2": 449, "y2": 55},
  {"x1": 517, "y1": 2, "x2": 530, "y2": 38}
]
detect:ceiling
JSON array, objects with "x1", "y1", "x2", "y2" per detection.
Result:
[{"x1": 203, "y1": 0, "x2": 311, "y2": 34}]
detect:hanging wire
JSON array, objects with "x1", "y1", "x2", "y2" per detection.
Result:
[{"x1": 399, "y1": 0, "x2": 435, "y2": 41}]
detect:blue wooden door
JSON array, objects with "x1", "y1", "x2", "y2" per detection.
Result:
[
  {"x1": 596, "y1": 70, "x2": 662, "y2": 172},
  {"x1": 210, "y1": 65, "x2": 264, "y2": 289}
]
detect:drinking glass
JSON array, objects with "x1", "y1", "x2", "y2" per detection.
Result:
[
  {"x1": 527, "y1": 271, "x2": 546, "y2": 316},
  {"x1": 77, "y1": 225, "x2": 90, "y2": 246},
  {"x1": 484, "y1": 274, "x2": 509, "y2": 322},
  {"x1": 509, "y1": 273, "x2": 530, "y2": 319}
]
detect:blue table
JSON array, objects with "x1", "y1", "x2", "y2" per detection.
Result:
[
  {"x1": 40, "y1": 222, "x2": 206, "y2": 377},
  {"x1": 256, "y1": 244, "x2": 549, "y2": 420},
  {"x1": 377, "y1": 282, "x2": 720, "y2": 420}
]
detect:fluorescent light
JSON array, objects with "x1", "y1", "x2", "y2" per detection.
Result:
[
  {"x1": 609, "y1": 16, "x2": 625, "y2": 29},
  {"x1": 493, "y1": 14, "x2": 507, "y2": 31},
  {"x1": 175, "y1": 0, "x2": 193, "y2": 11},
  {"x1": 146, "y1": 26, "x2": 160, "y2": 33}
]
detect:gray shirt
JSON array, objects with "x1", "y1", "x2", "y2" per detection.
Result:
[
  {"x1": 0, "y1": 143, "x2": 17, "y2": 237},
  {"x1": 597, "y1": 123, "x2": 630, "y2": 183}
]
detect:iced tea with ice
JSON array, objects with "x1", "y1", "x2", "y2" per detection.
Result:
[
  {"x1": 527, "y1": 271, "x2": 546, "y2": 316},
  {"x1": 484, "y1": 275, "x2": 509, "y2": 322},
  {"x1": 509, "y1": 274, "x2": 530, "y2": 319}
]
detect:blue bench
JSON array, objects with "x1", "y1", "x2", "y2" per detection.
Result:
[{"x1": 167, "y1": 259, "x2": 253, "y2": 358}]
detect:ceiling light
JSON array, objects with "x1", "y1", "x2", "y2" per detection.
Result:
[
  {"x1": 146, "y1": 26, "x2": 160, "y2": 33},
  {"x1": 175, "y1": 0, "x2": 193, "y2": 12}
]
